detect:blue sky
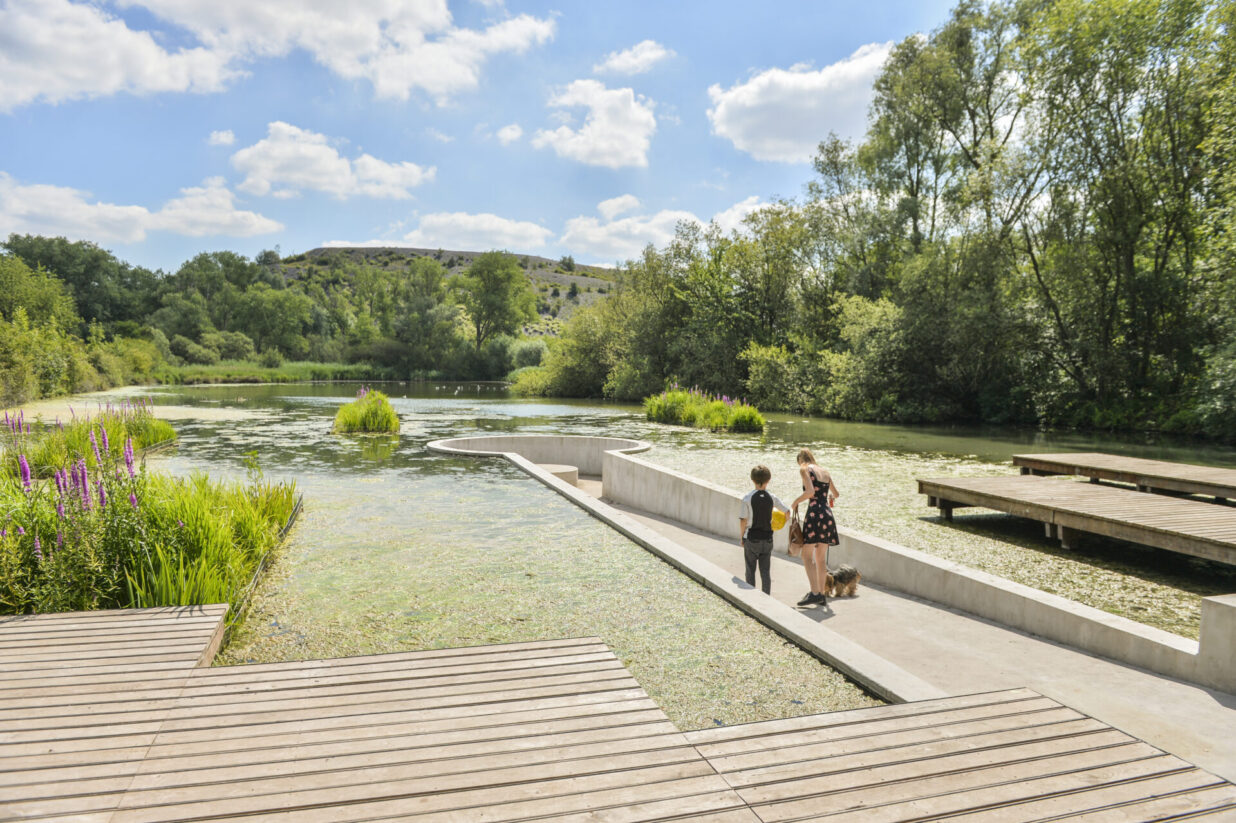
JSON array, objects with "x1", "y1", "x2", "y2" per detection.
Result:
[{"x1": 0, "y1": 0, "x2": 955, "y2": 272}]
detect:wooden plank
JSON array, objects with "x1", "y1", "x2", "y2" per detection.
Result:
[
  {"x1": 1048, "y1": 782, "x2": 1236, "y2": 821},
  {"x1": 1013, "y1": 452, "x2": 1236, "y2": 499}
]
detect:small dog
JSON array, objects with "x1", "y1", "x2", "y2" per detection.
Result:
[{"x1": 828, "y1": 564, "x2": 861, "y2": 597}]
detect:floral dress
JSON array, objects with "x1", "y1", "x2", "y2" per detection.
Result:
[{"x1": 802, "y1": 469, "x2": 839, "y2": 546}]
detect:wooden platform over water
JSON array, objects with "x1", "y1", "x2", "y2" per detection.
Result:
[
  {"x1": 1014, "y1": 451, "x2": 1236, "y2": 502},
  {"x1": 2, "y1": 607, "x2": 1234, "y2": 821},
  {"x1": 919, "y1": 474, "x2": 1236, "y2": 564}
]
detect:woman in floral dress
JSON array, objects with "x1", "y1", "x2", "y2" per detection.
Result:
[{"x1": 790, "y1": 447, "x2": 839, "y2": 607}]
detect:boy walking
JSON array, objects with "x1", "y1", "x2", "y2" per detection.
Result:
[{"x1": 739, "y1": 465, "x2": 791, "y2": 595}]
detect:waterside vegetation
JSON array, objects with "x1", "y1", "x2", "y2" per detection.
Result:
[
  {"x1": 2, "y1": 400, "x2": 177, "y2": 477},
  {"x1": 333, "y1": 387, "x2": 400, "y2": 434},
  {"x1": 0, "y1": 433, "x2": 298, "y2": 617},
  {"x1": 645, "y1": 388, "x2": 765, "y2": 433}
]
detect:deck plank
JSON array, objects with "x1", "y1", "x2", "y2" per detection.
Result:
[{"x1": 1014, "y1": 451, "x2": 1236, "y2": 500}]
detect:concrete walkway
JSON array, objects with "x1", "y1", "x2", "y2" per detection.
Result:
[{"x1": 576, "y1": 478, "x2": 1236, "y2": 784}]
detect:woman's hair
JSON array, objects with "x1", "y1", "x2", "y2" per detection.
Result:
[{"x1": 796, "y1": 447, "x2": 816, "y2": 466}]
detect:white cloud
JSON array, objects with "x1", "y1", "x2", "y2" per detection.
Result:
[
  {"x1": 0, "y1": 172, "x2": 281, "y2": 243},
  {"x1": 496, "y1": 123, "x2": 523, "y2": 145},
  {"x1": 1, "y1": 0, "x2": 553, "y2": 110},
  {"x1": 532, "y1": 80, "x2": 656, "y2": 169},
  {"x1": 594, "y1": 40, "x2": 674, "y2": 75},
  {"x1": 208, "y1": 129, "x2": 235, "y2": 146},
  {"x1": 402, "y1": 212, "x2": 553, "y2": 250},
  {"x1": 425, "y1": 128, "x2": 454, "y2": 143},
  {"x1": 706, "y1": 42, "x2": 892, "y2": 163},
  {"x1": 0, "y1": 0, "x2": 231, "y2": 111},
  {"x1": 712, "y1": 195, "x2": 767, "y2": 234},
  {"x1": 561, "y1": 195, "x2": 770, "y2": 262},
  {"x1": 597, "y1": 194, "x2": 640, "y2": 221},
  {"x1": 231, "y1": 122, "x2": 435, "y2": 199}
]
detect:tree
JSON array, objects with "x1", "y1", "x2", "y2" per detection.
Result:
[
  {"x1": 453, "y1": 252, "x2": 536, "y2": 351},
  {"x1": 0, "y1": 255, "x2": 80, "y2": 333}
]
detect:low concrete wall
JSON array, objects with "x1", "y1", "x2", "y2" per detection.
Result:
[
  {"x1": 429, "y1": 434, "x2": 649, "y2": 475},
  {"x1": 601, "y1": 449, "x2": 1233, "y2": 695}
]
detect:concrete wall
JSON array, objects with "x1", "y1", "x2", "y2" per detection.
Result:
[
  {"x1": 601, "y1": 449, "x2": 1233, "y2": 694},
  {"x1": 429, "y1": 435, "x2": 648, "y2": 475}
]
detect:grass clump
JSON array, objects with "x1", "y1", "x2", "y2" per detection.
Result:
[
  {"x1": 0, "y1": 440, "x2": 298, "y2": 622},
  {"x1": 2, "y1": 400, "x2": 177, "y2": 478},
  {"x1": 154, "y1": 360, "x2": 396, "y2": 385},
  {"x1": 644, "y1": 386, "x2": 766, "y2": 433},
  {"x1": 333, "y1": 387, "x2": 400, "y2": 434}
]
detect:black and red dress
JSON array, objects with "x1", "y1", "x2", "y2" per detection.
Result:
[{"x1": 802, "y1": 469, "x2": 839, "y2": 546}]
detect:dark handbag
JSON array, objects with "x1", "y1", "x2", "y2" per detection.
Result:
[{"x1": 788, "y1": 512, "x2": 804, "y2": 557}]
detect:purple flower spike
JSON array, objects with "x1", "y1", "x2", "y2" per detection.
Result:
[
  {"x1": 124, "y1": 438, "x2": 135, "y2": 478},
  {"x1": 18, "y1": 455, "x2": 31, "y2": 491},
  {"x1": 56, "y1": 501, "x2": 65, "y2": 519},
  {"x1": 100, "y1": 427, "x2": 110, "y2": 453},
  {"x1": 129, "y1": 492, "x2": 138, "y2": 509},
  {"x1": 97, "y1": 480, "x2": 107, "y2": 508},
  {"x1": 33, "y1": 537, "x2": 41, "y2": 562},
  {"x1": 89, "y1": 431, "x2": 102, "y2": 465},
  {"x1": 16, "y1": 526, "x2": 25, "y2": 536},
  {"x1": 78, "y1": 459, "x2": 91, "y2": 511}
]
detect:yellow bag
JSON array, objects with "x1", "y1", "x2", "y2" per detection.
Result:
[{"x1": 771, "y1": 510, "x2": 787, "y2": 531}]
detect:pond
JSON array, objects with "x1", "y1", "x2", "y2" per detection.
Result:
[{"x1": 52, "y1": 382, "x2": 1236, "y2": 726}]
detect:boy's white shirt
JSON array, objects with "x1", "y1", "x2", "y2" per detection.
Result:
[{"x1": 739, "y1": 488, "x2": 791, "y2": 539}]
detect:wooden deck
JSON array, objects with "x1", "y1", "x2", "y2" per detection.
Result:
[
  {"x1": 686, "y1": 688, "x2": 1236, "y2": 821},
  {"x1": 1014, "y1": 452, "x2": 1236, "y2": 502},
  {"x1": 918, "y1": 474, "x2": 1236, "y2": 564},
  {"x1": 3, "y1": 607, "x2": 1234, "y2": 821}
]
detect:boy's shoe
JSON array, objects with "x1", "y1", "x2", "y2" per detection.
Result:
[
  {"x1": 812, "y1": 592, "x2": 828, "y2": 606},
  {"x1": 796, "y1": 592, "x2": 816, "y2": 607}
]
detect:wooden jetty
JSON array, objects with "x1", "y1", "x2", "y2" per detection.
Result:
[
  {"x1": 687, "y1": 688, "x2": 1236, "y2": 821},
  {"x1": 3, "y1": 606, "x2": 1235, "y2": 821},
  {"x1": 1014, "y1": 451, "x2": 1236, "y2": 502},
  {"x1": 919, "y1": 474, "x2": 1236, "y2": 562}
]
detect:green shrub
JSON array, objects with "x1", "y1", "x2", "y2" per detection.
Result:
[
  {"x1": 643, "y1": 387, "x2": 765, "y2": 433},
  {"x1": 509, "y1": 365, "x2": 553, "y2": 396},
  {"x1": 511, "y1": 338, "x2": 548, "y2": 369},
  {"x1": 333, "y1": 388, "x2": 400, "y2": 434},
  {"x1": 258, "y1": 348, "x2": 284, "y2": 368},
  {"x1": 0, "y1": 441, "x2": 297, "y2": 619},
  {"x1": 170, "y1": 334, "x2": 219, "y2": 365}
]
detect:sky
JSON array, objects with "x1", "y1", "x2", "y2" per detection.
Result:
[{"x1": 0, "y1": 0, "x2": 956, "y2": 272}]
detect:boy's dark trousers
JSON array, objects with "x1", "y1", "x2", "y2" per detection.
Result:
[{"x1": 743, "y1": 538, "x2": 773, "y2": 594}]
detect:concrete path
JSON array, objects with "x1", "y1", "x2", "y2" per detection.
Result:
[{"x1": 576, "y1": 479, "x2": 1236, "y2": 783}]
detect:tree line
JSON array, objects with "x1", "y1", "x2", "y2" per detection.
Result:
[{"x1": 516, "y1": 0, "x2": 1236, "y2": 441}]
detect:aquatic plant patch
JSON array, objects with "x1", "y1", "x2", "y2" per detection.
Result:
[
  {"x1": 2, "y1": 399, "x2": 177, "y2": 478},
  {"x1": 333, "y1": 387, "x2": 400, "y2": 434},
  {"x1": 0, "y1": 433, "x2": 298, "y2": 619},
  {"x1": 645, "y1": 387, "x2": 765, "y2": 433}
]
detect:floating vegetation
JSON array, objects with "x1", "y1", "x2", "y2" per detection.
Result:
[
  {"x1": 2, "y1": 399, "x2": 177, "y2": 478},
  {"x1": 333, "y1": 387, "x2": 400, "y2": 434},
  {"x1": 645, "y1": 386, "x2": 765, "y2": 433},
  {"x1": 0, "y1": 434, "x2": 298, "y2": 620}
]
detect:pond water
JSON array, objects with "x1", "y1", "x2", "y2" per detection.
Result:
[{"x1": 53, "y1": 382, "x2": 1236, "y2": 726}]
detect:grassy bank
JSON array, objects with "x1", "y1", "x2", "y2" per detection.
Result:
[
  {"x1": 333, "y1": 388, "x2": 400, "y2": 434},
  {"x1": 154, "y1": 360, "x2": 397, "y2": 385},
  {"x1": 2, "y1": 401, "x2": 177, "y2": 478},
  {"x1": 0, "y1": 441, "x2": 298, "y2": 619},
  {"x1": 645, "y1": 387, "x2": 765, "y2": 432}
]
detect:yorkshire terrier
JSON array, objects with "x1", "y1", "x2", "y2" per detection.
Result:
[{"x1": 827, "y1": 564, "x2": 861, "y2": 597}]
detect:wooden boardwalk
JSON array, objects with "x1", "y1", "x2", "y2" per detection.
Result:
[
  {"x1": 3, "y1": 607, "x2": 1234, "y2": 821},
  {"x1": 687, "y1": 688, "x2": 1236, "y2": 821},
  {"x1": 1014, "y1": 452, "x2": 1236, "y2": 502},
  {"x1": 919, "y1": 474, "x2": 1236, "y2": 563}
]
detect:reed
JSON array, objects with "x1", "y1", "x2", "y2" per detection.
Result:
[
  {"x1": 644, "y1": 386, "x2": 766, "y2": 433},
  {"x1": 333, "y1": 387, "x2": 401, "y2": 434},
  {"x1": 1, "y1": 400, "x2": 177, "y2": 478}
]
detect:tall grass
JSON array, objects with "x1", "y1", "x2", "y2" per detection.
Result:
[
  {"x1": 0, "y1": 438, "x2": 298, "y2": 621},
  {"x1": 644, "y1": 386, "x2": 766, "y2": 433},
  {"x1": 155, "y1": 360, "x2": 396, "y2": 385},
  {"x1": 333, "y1": 387, "x2": 400, "y2": 434},
  {"x1": 1, "y1": 400, "x2": 177, "y2": 478}
]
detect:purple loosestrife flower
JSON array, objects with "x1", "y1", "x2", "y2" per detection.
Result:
[
  {"x1": 78, "y1": 460, "x2": 91, "y2": 511},
  {"x1": 100, "y1": 427, "x2": 110, "y2": 453},
  {"x1": 33, "y1": 537, "x2": 41, "y2": 562},
  {"x1": 56, "y1": 501, "x2": 64, "y2": 519},
  {"x1": 16, "y1": 526, "x2": 24, "y2": 536},
  {"x1": 90, "y1": 431, "x2": 102, "y2": 465},
  {"x1": 19, "y1": 455, "x2": 31, "y2": 491},
  {"x1": 56, "y1": 532, "x2": 63, "y2": 550},
  {"x1": 97, "y1": 481, "x2": 107, "y2": 508},
  {"x1": 129, "y1": 492, "x2": 138, "y2": 509},
  {"x1": 124, "y1": 438, "x2": 135, "y2": 477}
]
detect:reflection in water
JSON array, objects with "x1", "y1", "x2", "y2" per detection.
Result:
[{"x1": 116, "y1": 379, "x2": 1235, "y2": 713}]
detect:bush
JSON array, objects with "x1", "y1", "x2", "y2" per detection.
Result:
[
  {"x1": 333, "y1": 388, "x2": 400, "y2": 434},
  {"x1": 511, "y1": 338, "x2": 548, "y2": 369},
  {"x1": 258, "y1": 348, "x2": 284, "y2": 368},
  {"x1": 170, "y1": 334, "x2": 219, "y2": 365},
  {"x1": 643, "y1": 387, "x2": 765, "y2": 433},
  {"x1": 509, "y1": 365, "x2": 553, "y2": 396},
  {"x1": 201, "y1": 330, "x2": 256, "y2": 361}
]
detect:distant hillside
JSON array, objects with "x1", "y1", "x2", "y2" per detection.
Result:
[{"x1": 279, "y1": 246, "x2": 614, "y2": 335}]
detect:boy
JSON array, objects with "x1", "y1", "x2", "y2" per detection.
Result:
[{"x1": 739, "y1": 465, "x2": 791, "y2": 595}]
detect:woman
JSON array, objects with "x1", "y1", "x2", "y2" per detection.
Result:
[{"x1": 790, "y1": 447, "x2": 839, "y2": 607}]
